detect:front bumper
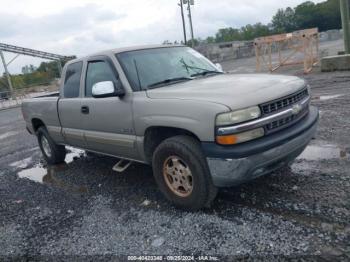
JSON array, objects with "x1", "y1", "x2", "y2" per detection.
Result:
[{"x1": 202, "y1": 106, "x2": 319, "y2": 187}]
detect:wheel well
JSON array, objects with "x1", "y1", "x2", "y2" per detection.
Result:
[
  {"x1": 32, "y1": 118, "x2": 45, "y2": 132},
  {"x1": 144, "y1": 126, "x2": 200, "y2": 163}
]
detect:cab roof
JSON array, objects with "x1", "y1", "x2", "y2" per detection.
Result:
[{"x1": 66, "y1": 44, "x2": 185, "y2": 65}]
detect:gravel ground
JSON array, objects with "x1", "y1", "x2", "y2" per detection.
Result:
[{"x1": 0, "y1": 66, "x2": 349, "y2": 260}]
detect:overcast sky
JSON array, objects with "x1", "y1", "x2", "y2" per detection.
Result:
[{"x1": 0, "y1": 0, "x2": 324, "y2": 74}]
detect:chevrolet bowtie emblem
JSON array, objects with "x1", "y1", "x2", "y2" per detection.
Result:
[{"x1": 292, "y1": 104, "x2": 302, "y2": 115}]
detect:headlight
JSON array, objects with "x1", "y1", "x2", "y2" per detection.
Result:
[
  {"x1": 216, "y1": 128, "x2": 264, "y2": 145},
  {"x1": 216, "y1": 106, "x2": 261, "y2": 126}
]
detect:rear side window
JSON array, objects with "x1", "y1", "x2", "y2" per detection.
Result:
[{"x1": 63, "y1": 61, "x2": 83, "y2": 98}]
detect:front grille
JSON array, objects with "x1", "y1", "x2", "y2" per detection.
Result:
[
  {"x1": 265, "y1": 106, "x2": 309, "y2": 133},
  {"x1": 267, "y1": 115, "x2": 296, "y2": 130},
  {"x1": 261, "y1": 88, "x2": 308, "y2": 115}
]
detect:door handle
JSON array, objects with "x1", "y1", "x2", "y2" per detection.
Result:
[{"x1": 81, "y1": 105, "x2": 89, "y2": 114}]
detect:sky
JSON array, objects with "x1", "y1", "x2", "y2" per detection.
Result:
[{"x1": 0, "y1": 0, "x2": 325, "y2": 74}]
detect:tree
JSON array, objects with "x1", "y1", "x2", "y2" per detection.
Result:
[
  {"x1": 294, "y1": 1, "x2": 318, "y2": 29},
  {"x1": 21, "y1": 64, "x2": 37, "y2": 74},
  {"x1": 313, "y1": 0, "x2": 341, "y2": 31},
  {"x1": 37, "y1": 61, "x2": 61, "y2": 78},
  {"x1": 272, "y1": 7, "x2": 297, "y2": 33},
  {"x1": 215, "y1": 27, "x2": 241, "y2": 42},
  {"x1": 206, "y1": 36, "x2": 216, "y2": 43},
  {"x1": 240, "y1": 23, "x2": 271, "y2": 40},
  {"x1": 294, "y1": 0, "x2": 341, "y2": 31}
]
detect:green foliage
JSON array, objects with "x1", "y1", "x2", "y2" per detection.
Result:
[
  {"x1": 0, "y1": 60, "x2": 62, "y2": 90},
  {"x1": 272, "y1": 7, "x2": 297, "y2": 33},
  {"x1": 37, "y1": 61, "x2": 61, "y2": 78},
  {"x1": 207, "y1": 23, "x2": 272, "y2": 44},
  {"x1": 205, "y1": 36, "x2": 216, "y2": 43},
  {"x1": 240, "y1": 23, "x2": 272, "y2": 40},
  {"x1": 273, "y1": 0, "x2": 341, "y2": 33}
]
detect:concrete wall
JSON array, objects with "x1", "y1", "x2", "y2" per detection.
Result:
[
  {"x1": 195, "y1": 41, "x2": 254, "y2": 63},
  {"x1": 196, "y1": 29, "x2": 343, "y2": 63},
  {"x1": 319, "y1": 29, "x2": 343, "y2": 42}
]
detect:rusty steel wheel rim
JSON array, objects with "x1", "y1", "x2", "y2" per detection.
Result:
[{"x1": 163, "y1": 156, "x2": 193, "y2": 197}]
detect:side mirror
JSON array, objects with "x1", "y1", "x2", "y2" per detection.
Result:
[
  {"x1": 215, "y1": 63, "x2": 223, "y2": 72},
  {"x1": 92, "y1": 81, "x2": 125, "y2": 98}
]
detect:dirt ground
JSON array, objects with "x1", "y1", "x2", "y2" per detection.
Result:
[{"x1": 0, "y1": 46, "x2": 349, "y2": 260}]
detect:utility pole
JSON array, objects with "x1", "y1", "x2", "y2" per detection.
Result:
[
  {"x1": 179, "y1": 0, "x2": 187, "y2": 45},
  {"x1": 186, "y1": 0, "x2": 195, "y2": 47},
  {"x1": 0, "y1": 50, "x2": 14, "y2": 94},
  {"x1": 340, "y1": 0, "x2": 350, "y2": 54}
]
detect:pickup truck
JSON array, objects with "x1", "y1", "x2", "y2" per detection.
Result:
[{"x1": 22, "y1": 45, "x2": 318, "y2": 210}]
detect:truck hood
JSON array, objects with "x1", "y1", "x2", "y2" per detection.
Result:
[{"x1": 146, "y1": 74, "x2": 306, "y2": 110}]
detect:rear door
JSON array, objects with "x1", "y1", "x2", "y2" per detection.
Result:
[
  {"x1": 58, "y1": 61, "x2": 86, "y2": 148},
  {"x1": 80, "y1": 56, "x2": 138, "y2": 158}
]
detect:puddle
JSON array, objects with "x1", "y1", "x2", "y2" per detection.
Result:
[
  {"x1": 17, "y1": 147, "x2": 87, "y2": 193},
  {"x1": 18, "y1": 163, "x2": 88, "y2": 193},
  {"x1": 298, "y1": 143, "x2": 348, "y2": 161},
  {"x1": 313, "y1": 94, "x2": 344, "y2": 101},
  {"x1": 65, "y1": 147, "x2": 85, "y2": 163},
  {"x1": 0, "y1": 131, "x2": 20, "y2": 140},
  {"x1": 18, "y1": 165, "x2": 47, "y2": 183}
]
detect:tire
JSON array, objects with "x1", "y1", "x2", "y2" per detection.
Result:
[
  {"x1": 152, "y1": 135, "x2": 218, "y2": 210},
  {"x1": 37, "y1": 126, "x2": 66, "y2": 165}
]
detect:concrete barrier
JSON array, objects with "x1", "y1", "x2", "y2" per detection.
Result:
[{"x1": 321, "y1": 54, "x2": 350, "y2": 72}]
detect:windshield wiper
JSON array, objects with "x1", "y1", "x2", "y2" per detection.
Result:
[
  {"x1": 190, "y1": 70, "x2": 223, "y2": 77},
  {"x1": 179, "y1": 58, "x2": 222, "y2": 77},
  {"x1": 147, "y1": 77, "x2": 193, "y2": 89}
]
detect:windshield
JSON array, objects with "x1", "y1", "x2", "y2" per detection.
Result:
[{"x1": 116, "y1": 47, "x2": 221, "y2": 90}]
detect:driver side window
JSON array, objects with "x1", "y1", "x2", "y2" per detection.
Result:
[{"x1": 85, "y1": 60, "x2": 117, "y2": 97}]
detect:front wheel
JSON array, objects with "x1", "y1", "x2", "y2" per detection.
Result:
[
  {"x1": 37, "y1": 127, "x2": 66, "y2": 164},
  {"x1": 152, "y1": 135, "x2": 218, "y2": 210}
]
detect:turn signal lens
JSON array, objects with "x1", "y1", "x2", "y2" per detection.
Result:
[
  {"x1": 216, "y1": 134, "x2": 238, "y2": 145},
  {"x1": 216, "y1": 128, "x2": 264, "y2": 145}
]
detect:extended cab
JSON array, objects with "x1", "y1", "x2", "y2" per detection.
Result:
[{"x1": 22, "y1": 45, "x2": 319, "y2": 210}]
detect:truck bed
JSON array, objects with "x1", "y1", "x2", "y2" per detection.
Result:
[
  {"x1": 21, "y1": 95, "x2": 61, "y2": 136},
  {"x1": 31, "y1": 91, "x2": 59, "y2": 98}
]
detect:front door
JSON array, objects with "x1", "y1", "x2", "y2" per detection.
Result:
[{"x1": 80, "y1": 56, "x2": 138, "y2": 159}]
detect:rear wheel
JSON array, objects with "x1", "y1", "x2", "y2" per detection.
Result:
[
  {"x1": 37, "y1": 127, "x2": 66, "y2": 164},
  {"x1": 152, "y1": 135, "x2": 217, "y2": 210}
]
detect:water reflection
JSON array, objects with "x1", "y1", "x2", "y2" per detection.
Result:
[
  {"x1": 10, "y1": 157, "x2": 33, "y2": 169},
  {"x1": 313, "y1": 94, "x2": 344, "y2": 101},
  {"x1": 17, "y1": 147, "x2": 87, "y2": 193},
  {"x1": 298, "y1": 143, "x2": 348, "y2": 160},
  {"x1": 0, "y1": 131, "x2": 20, "y2": 140}
]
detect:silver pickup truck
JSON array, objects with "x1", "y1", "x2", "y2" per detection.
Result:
[{"x1": 22, "y1": 45, "x2": 319, "y2": 210}]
